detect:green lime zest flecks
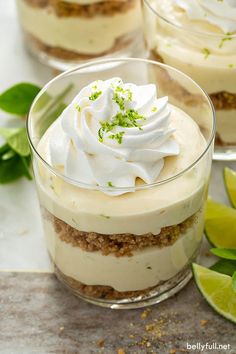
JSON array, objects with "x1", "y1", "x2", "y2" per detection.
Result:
[
  {"x1": 107, "y1": 181, "x2": 114, "y2": 187},
  {"x1": 98, "y1": 109, "x2": 146, "y2": 144},
  {"x1": 75, "y1": 104, "x2": 81, "y2": 112},
  {"x1": 202, "y1": 48, "x2": 211, "y2": 59},
  {"x1": 112, "y1": 86, "x2": 133, "y2": 111},
  {"x1": 89, "y1": 91, "x2": 102, "y2": 101},
  {"x1": 219, "y1": 32, "x2": 233, "y2": 49},
  {"x1": 109, "y1": 131, "x2": 125, "y2": 144}
]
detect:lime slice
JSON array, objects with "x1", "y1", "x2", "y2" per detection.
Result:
[
  {"x1": 205, "y1": 199, "x2": 236, "y2": 248},
  {"x1": 224, "y1": 167, "x2": 236, "y2": 208},
  {"x1": 192, "y1": 263, "x2": 236, "y2": 324}
]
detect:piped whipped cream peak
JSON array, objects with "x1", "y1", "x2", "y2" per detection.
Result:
[
  {"x1": 174, "y1": 0, "x2": 236, "y2": 33},
  {"x1": 46, "y1": 78, "x2": 179, "y2": 196}
]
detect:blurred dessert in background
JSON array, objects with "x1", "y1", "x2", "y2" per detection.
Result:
[
  {"x1": 17, "y1": 0, "x2": 143, "y2": 69},
  {"x1": 143, "y1": 0, "x2": 236, "y2": 156}
]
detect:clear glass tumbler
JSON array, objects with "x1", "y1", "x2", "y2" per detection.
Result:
[
  {"x1": 16, "y1": 0, "x2": 144, "y2": 71},
  {"x1": 27, "y1": 58, "x2": 215, "y2": 309},
  {"x1": 143, "y1": 0, "x2": 236, "y2": 160}
]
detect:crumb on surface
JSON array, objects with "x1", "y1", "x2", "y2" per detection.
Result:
[
  {"x1": 141, "y1": 308, "x2": 151, "y2": 320},
  {"x1": 97, "y1": 339, "x2": 105, "y2": 348},
  {"x1": 117, "y1": 349, "x2": 126, "y2": 354},
  {"x1": 200, "y1": 319, "x2": 208, "y2": 326}
]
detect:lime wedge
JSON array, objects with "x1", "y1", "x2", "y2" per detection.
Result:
[
  {"x1": 224, "y1": 167, "x2": 236, "y2": 208},
  {"x1": 192, "y1": 263, "x2": 236, "y2": 324},
  {"x1": 205, "y1": 199, "x2": 236, "y2": 248}
]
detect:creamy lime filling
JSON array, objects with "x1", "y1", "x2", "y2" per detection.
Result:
[
  {"x1": 44, "y1": 213, "x2": 204, "y2": 292},
  {"x1": 36, "y1": 103, "x2": 207, "y2": 235},
  {"x1": 143, "y1": 0, "x2": 236, "y2": 94},
  {"x1": 17, "y1": 0, "x2": 141, "y2": 54}
]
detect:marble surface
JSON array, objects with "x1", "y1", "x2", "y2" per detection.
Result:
[{"x1": 0, "y1": 2, "x2": 236, "y2": 354}]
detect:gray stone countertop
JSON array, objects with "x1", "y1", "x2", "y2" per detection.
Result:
[{"x1": 1, "y1": 271, "x2": 235, "y2": 354}]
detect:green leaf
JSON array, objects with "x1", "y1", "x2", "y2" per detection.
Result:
[
  {"x1": 39, "y1": 102, "x2": 66, "y2": 136},
  {"x1": 2, "y1": 149, "x2": 16, "y2": 160},
  {"x1": 0, "y1": 143, "x2": 10, "y2": 156},
  {"x1": 211, "y1": 248, "x2": 236, "y2": 260},
  {"x1": 232, "y1": 271, "x2": 236, "y2": 293},
  {"x1": 0, "y1": 154, "x2": 25, "y2": 183},
  {"x1": 36, "y1": 83, "x2": 73, "y2": 136},
  {"x1": 0, "y1": 83, "x2": 40, "y2": 115},
  {"x1": 20, "y1": 155, "x2": 32, "y2": 180},
  {"x1": 0, "y1": 127, "x2": 30, "y2": 156},
  {"x1": 7, "y1": 128, "x2": 30, "y2": 156},
  {"x1": 33, "y1": 92, "x2": 51, "y2": 112},
  {"x1": 210, "y1": 259, "x2": 236, "y2": 276},
  {"x1": 0, "y1": 127, "x2": 19, "y2": 139}
]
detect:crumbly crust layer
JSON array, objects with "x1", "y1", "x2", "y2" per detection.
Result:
[
  {"x1": 55, "y1": 265, "x2": 155, "y2": 299},
  {"x1": 23, "y1": 0, "x2": 137, "y2": 17},
  {"x1": 151, "y1": 51, "x2": 236, "y2": 110},
  {"x1": 43, "y1": 207, "x2": 199, "y2": 257},
  {"x1": 150, "y1": 51, "x2": 203, "y2": 107},
  {"x1": 26, "y1": 32, "x2": 132, "y2": 60},
  {"x1": 210, "y1": 91, "x2": 236, "y2": 110}
]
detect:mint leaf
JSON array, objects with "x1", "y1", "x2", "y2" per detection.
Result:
[
  {"x1": 33, "y1": 92, "x2": 51, "y2": 112},
  {"x1": 0, "y1": 143, "x2": 10, "y2": 155},
  {"x1": 210, "y1": 259, "x2": 236, "y2": 276},
  {"x1": 0, "y1": 154, "x2": 26, "y2": 183},
  {"x1": 0, "y1": 127, "x2": 19, "y2": 139},
  {"x1": 20, "y1": 155, "x2": 32, "y2": 180},
  {"x1": 0, "y1": 127, "x2": 31, "y2": 183},
  {"x1": 232, "y1": 271, "x2": 236, "y2": 293},
  {"x1": 0, "y1": 83, "x2": 40, "y2": 115},
  {"x1": 211, "y1": 248, "x2": 236, "y2": 260},
  {"x1": 36, "y1": 83, "x2": 73, "y2": 136},
  {"x1": 2, "y1": 149, "x2": 16, "y2": 160},
  {"x1": 7, "y1": 128, "x2": 30, "y2": 156},
  {"x1": 0, "y1": 127, "x2": 30, "y2": 156},
  {"x1": 39, "y1": 102, "x2": 66, "y2": 136}
]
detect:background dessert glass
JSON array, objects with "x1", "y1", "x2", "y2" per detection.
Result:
[
  {"x1": 27, "y1": 58, "x2": 215, "y2": 309},
  {"x1": 16, "y1": 0, "x2": 144, "y2": 70},
  {"x1": 142, "y1": 0, "x2": 236, "y2": 160}
]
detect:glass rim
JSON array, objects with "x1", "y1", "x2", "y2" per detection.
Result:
[
  {"x1": 27, "y1": 57, "x2": 216, "y2": 193},
  {"x1": 143, "y1": 0, "x2": 236, "y2": 39}
]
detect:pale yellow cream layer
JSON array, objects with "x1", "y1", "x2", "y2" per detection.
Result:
[
  {"x1": 17, "y1": 0, "x2": 141, "y2": 54},
  {"x1": 36, "y1": 104, "x2": 208, "y2": 235}
]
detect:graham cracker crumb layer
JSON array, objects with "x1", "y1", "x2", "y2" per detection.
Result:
[
  {"x1": 151, "y1": 50, "x2": 236, "y2": 110},
  {"x1": 55, "y1": 265, "x2": 155, "y2": 299},
  {"x1": 150, "y1": 51, "x2": 203, "y2": 107},
  {"x1": 23, "y1": 0, "x2": 138, "y2": 17},
  {"x1": 210, "y1": 91, "x2": 236, "y2": 110},
  {"x1": 54, "y1": 261, "x2": 192, "y2": 299},
  {"x1": 43, "y1": 207, "x2": 199, "y2": 257},
  {"x1": 26, "y1": 32, "x2": 133, "y2": 60}
]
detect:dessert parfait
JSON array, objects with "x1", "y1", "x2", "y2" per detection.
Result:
[
  {"x1": 143, "y1": 0, "x2": 236, "y2": 159},
  {"x1": 27, "y1": 59, "x2": 215, "y2": 308},
  {"x1": 16, "y1": 0, "x2": 142, "y2": 70}
]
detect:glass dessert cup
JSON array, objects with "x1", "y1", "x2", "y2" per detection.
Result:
[
  {"x1": 143, "y1": 0, "x2": 236, "y2": 160},
  {"x1": 27, "y1": 58, "x2": 215, "y2": 309},
  {"x1": 16, "y1": 0, "x2": 144, "y2": 71}
]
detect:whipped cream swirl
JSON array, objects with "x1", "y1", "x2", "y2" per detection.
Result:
[
  {"x1": 174, "y1": 0, "x2": 236, "y2": 33},
  {"x1": 46, "y1": 78, "x2": 179, "y2": 195}
]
